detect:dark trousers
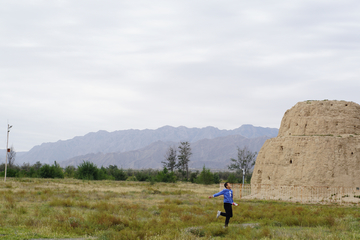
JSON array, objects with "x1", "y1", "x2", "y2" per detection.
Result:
[{"x1": 220, "y1": 203, "x2": 233, "y2": 226}]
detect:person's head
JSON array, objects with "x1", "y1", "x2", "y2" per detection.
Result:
[{"x1": 224, "y1": 182, "x2": 231, "y2": 189}]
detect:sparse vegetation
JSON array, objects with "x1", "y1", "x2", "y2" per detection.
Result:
[
  {"x1": 0, "y1": 161, "x2": 250, "y2": 184},
  {"x1": 0, "y1": 178, "x2": 359, "y2": 239}
]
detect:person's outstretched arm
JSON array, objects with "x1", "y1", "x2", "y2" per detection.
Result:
[{"x1": 209, "y1": 189, "x2": 225, "y2": 198}]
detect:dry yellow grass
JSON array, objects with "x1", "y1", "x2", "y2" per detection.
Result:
[{"x1": 0, "y1": 178, "x2": 359, "y2": 240}]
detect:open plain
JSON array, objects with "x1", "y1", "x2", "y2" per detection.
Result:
[{"x1": 0, "y1": 178, "x2": 359, "y2": 239}]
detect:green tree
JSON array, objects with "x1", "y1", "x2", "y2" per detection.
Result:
[
  {"x1": 213, "y1": 173, "x2": 220, "y2": 184},
  {"x1": 29, "y1": 161, "x2": 42, "y2": 178},
  {"x1": 33, "y1": 161, "x2": 42, "y2": 171},
  {"x1": 40, "y1": 163, "x2": 52, "y2": 178},
  {"x1": 228, "y1": 146, "x2": 257, "y2": 182},
  {"x1": 155, "y1": 167, "x2": 176, "y2": 183},
  {"x1": 98, "y1": 166, "x2": 109, "y2": 180},
  {"x1": 29, "y1": 167, "x2": 38, "y2": 178},
  {"x1": 64, "y1": 165, "x2": 76, "y2": 178},
  {"x1": 196, "y1": 166, "x2": 214, "y2": 185},
  {"x1": 189, "y1": 170, "x2": 199, "y2": 183},
  {"x1": 20, "y1": 162, "x2": 31, "y2": 172},
  {"x1": 135, "y1": 170, "x2": 149, "y2": 181},
  {"x1": 162, "y1": 146, "x2": 177, "y2": 172},
  {"x1": 177, "y1": 141, "x2": 192, "y2": 180},
  {"x1": 1, "y1": 168, "x2": 18, "y2": 177},
  {"x1": 39, "y1": 161, "x2": 64, "y2": 178},
  {"x1": 107, "y1": 165, "x2": 127, "y2": 181},
  {"x1": 76, "y1": 161, "x2": 99, "y2": 180}
]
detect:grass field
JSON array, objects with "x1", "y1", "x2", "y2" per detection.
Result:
[{"x1": 0, "y1": 178, "x2": 360, "y2": 239}]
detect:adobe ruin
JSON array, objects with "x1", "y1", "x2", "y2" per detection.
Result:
[{"x1": 250, "y1": 100, "x2": 360, "y2": 203}]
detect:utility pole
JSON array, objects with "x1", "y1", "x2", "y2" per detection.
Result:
[
  {"x1": 241, "y1": 168, "x2": 245, "y2": 189},
  {"x1": 4, "y1": 124, "x2": 12, "y2": 182}
]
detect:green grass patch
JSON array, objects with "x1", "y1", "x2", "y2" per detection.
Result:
[{"x1": 0, "y1": 178, "x2": 359, "y2": 239}]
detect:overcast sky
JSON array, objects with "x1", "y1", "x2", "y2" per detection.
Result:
[{"x1": 1, "y1": 0, "x2": 360, "y2": 151}]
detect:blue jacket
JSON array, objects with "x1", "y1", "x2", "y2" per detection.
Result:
[{"x1": 213, "y1": 188, "x2": 233, "y2": 204}]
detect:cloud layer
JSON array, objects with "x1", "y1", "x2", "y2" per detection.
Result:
[{"x1": 1, "y1": 0, "x2": 360, "y2": 151}]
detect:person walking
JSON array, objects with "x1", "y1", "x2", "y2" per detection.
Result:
[{"x1": 209, "y1": 182, "x2": 238, "y2": 227}]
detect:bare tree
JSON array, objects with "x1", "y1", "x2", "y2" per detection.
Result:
[
  {"x1": 228, "y1": 146, "x2": 257, "y2": 179},
  {"x1": 7, "y1": 145, "x2": 16, "y2": 168},
  {"x1": 177, "y1": 141, "x2": 192, "y2": 180},
  {"x1": 33, "y1": 161, "x2": 42, "y2": 170},
  {"x1": 21, "y1": 162, "x2": 31, "y2": 172},
  {"x1": 162, "y1": 146, "x2": 177, "y2": 172}
]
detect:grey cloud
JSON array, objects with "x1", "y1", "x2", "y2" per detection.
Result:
[{"x1": 1, "y1": 0, "x2": 360, "y2": 151}]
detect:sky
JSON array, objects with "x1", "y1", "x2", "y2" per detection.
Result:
[{"x1": 1, "y1": 0, "x2": 360, "y2": 152}]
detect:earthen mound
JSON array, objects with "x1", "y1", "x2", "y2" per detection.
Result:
[{"x1": 250, "y1": 100, "x2": 360, "y2": 202}]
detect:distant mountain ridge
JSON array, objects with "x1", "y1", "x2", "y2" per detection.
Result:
[
  {"x1": 60, "y1": 135, "x2": 270, "y2": 169},
  {"x1": 16, "y1": 124, "x2": 278, "y2": 166}
]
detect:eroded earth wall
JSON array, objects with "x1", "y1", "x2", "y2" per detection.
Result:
[{"x1": 250, "y1": 100, "x2": 360, "y2": 201}]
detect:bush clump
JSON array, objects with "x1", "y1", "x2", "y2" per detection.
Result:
[
  {"x1": 155, "y1": 167, "x2": 177, "y2": 183},
  {"x1": 39, "y1": 162, "x2": 64, "y2": 178},
  {"x1": 195, "y1": 166, "x2": 220, "y2": 185},
  {"x1": 76, "y1": 161, "x2": 101, "y2": 180}
]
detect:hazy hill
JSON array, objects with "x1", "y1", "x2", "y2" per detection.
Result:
[
  {"x1": 16, "y1": 124, "x2": 278, "y2": 166},
  {"x1": 59, "y1": 135, "x2": 270, "y2": 169}
]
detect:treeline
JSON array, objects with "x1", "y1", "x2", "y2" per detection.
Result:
[
  {"x1": 0, "y1": 161, "x2": 251, "y2": 184},
  {"x1": 161, "y1": 143, "x2": 256, "y2": 184},
  {"x1": 1, "y1": 142, "x2": 255, "y2": 185}
]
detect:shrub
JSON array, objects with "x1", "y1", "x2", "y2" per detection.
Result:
[
  {"x1": 213, "y1": 173, "x2": 220, "y2": 184},
  {"x1": 190, "y1": 171, "x2": 199, "y2": 183},
  {"x1": 39, "y1": 162, "x2": 64, "y2": 178},
  {"x1": 4, "y1": 168, "x2": 19, "y2": 177},
  {"x1": 107, "y1": 165, "x2": 127, "y2": 180},
  {"x1": 156, "y1": 167, "x2": 177, "y2": 183},
  {"x1": 29, "y1": 167, "x2": 39, "y2": 178},
  {"x1": 126, "y1": 175, "x2": 137, "y2": 181},
  {"x1": 64, "y1": 165, "x2": 76, "y2": 178},
  {"x1": 76, "y1": 161, "x2": 99, "y2": 180},
  {"x1": 196, "y1": 166, "x2": 214, "y2": 185},
  {"x1": 98, "y1": 166, "x2": 111, "y2": 180},
  {"x1": 18, "y1": 169, "x2": 29, "y2": 178},
  {"x1": 114, "y1": 168, "x2": 127, "y2": 180},
  {"x1": 39, "y1": 164, "x2": 51, "y2": 178},
  {"x1": 136, "y1": 171, "x2": 150, "y2": 181}
]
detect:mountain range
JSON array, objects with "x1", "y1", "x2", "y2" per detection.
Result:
[{"x1": 13, "y1": 124, "x2": 278, "y2": 169}]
